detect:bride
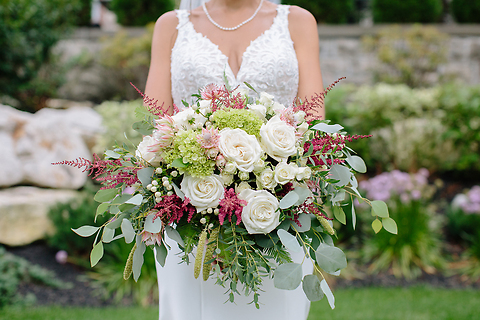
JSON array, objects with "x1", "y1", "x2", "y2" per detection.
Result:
[{"x1": 144, "y1": 0, "x2": 324, "y2": 319}]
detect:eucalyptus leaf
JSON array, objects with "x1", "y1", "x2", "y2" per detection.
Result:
[
  {"x1": 121, "y1": 219, "x2": 135, "y2": 244},
  {"x1": 72, "y1": 226, "x2": 99, "y2": 237},
  {"x1": 291, "y1": 213, "x2": 311, "y2": 232},
  {"x1": 144, "y1": 214, "x2": 162, "y2": 233},
  {"x1": 94, "y1": 189, "x2": 117, "y2": 203},
  {"x1": 277, "y1": 229, "x2": 302, "y2": 253},
  {"x1": 332, "y1": 190, "x2": 346, "y2": 203},
  {"x1": 155, "y1": 243, "x2": 168, "y2": 267},
  {"x1": 172, "y1": 182, "x2": 185, "y2": 200},
  {"x1": 315, "y1": 243, "x2": 347, "y2": 274},
  {"x1": 351, "y1": 202, "x2": 356, "y2": 230},
  {"x1": 102, "y1": 227, "x2": 115, "y2": 243},
  {"x1": 137, "y1": 167, "x2": 154, "y2": 187},
  {"x1": 333, "y1": 206, "x2": 346, "y2": 225},
  {"x1": 125, "y1": 194, "x2": 143, "y2": 205},
  {"x1": 132, "y1": 120, "x2": 154, "y2": 136},
  {"x1": 254, "y1": 234, "x2": 278, "y2": 248},
  {"x1": 320, "y1": 279, "x2": 335, "y2": 309},
  {"x1": 105, "y1": 213, "x2": 127, "y2": 229},
  {"x1": 372, "y1": 218, "x2": 382, "y2": 234},
  {"x1": 302, "y1": 274, "x2": 324, "y2": 302},
  {"x1": 90, "y1": 241, "x2": 104, "y2": 267},
  {"x1": 382, "y1": 217, "x2": 398, "y2": 234},
  {"x1": 346, "y1": 155, "x2": 367, "y2": 173},
  {"x1": 166, "y1": 225, "x2": 185, "y2": 247},
  {"x1": 323, "y1": 234, "x2": 334, "y2": 246},
  {"x1": 95, "y1": 203, "x2": 109, "y2": 221},
  {"x1": 105, "y1": 150, "x2": 121, "y2": 159},
  {"x1": 371, "y1": 200, "x2": 389, "y2": 218},
  {"x1": 111, "y1": 194, "x2": 133, "y2": 205},
  {"x1": 133, "y1": 235, "x2": 146, "y2": 281},
  {"x1": 293, "y1": 187, "x2": 311, "y2": 206},
  {"x1": 329, "y1": 164, "x2": 351, "y2": 186},
  {"x1": 273, "y1": 263, "x2": 303, "y2": 290},
  {"x1": 279, "y1": 190, "x2": 299, "y2": 209},
  {"x1": 311, "y1": 123, "x2": 344, "y2": 134}
]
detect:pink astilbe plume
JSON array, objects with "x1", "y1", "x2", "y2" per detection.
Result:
[
  {"x1": 209, "y1": 85, "x2": 247, "y2": 113},
  {"x1": 131, "y1": 82, "x2": 170, "y2": 117},
  {"x1": 200, "y1": 83, "x2": 223, "y2": 100},
  {"x1": 279, "y1": 107, "x2": 297, "y2": 127},
  {"x1": 154, "y1": 194, "x2": 195, "y2": 225},
  {"x1": 52, "y1": 157, "x2": 92, "y2": 172},
  {"x1": 218, "y1": 188, "x2": 247, "y2": 225}
]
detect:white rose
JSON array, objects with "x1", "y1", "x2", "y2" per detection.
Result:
[
  {"x1": 260, "y1": 115, "x2": 297, "y2": 161},
  {"x1": 253, "y1": 159, "x2": 265, "y2": 172},
  {"x1": 136, "y1": 135, "x2": 162, "y2": 166},
  {"x1": 238, "y1": 171, "x2": 250, "y2": 181},
  {"x1": 247, "y1": 104, "x2": 267, "y2": 121},
  {"x1": 224, "y1": 162, "x2": 237, "y2": 174},
  {"x1": 218, "y1": 128, "x2": 262, "y2": 172},
  {"x1": 180, "y1": 174, "x2": 225, "y2": 212},
  {"x1": 198, "y1": 100, "x2": 212, "y2": 116},
  {"x1": 297, "y1": 122, "x2": 309, "y2": 136},
  {"x1": 172, "y1": 108, "x2": 207, "y2": 130},
  {"x1": 258, "y1": 92, "x2": 275, "y2": 107},
  {"x1": 274, "y1": 162, "x2": 297, "y2": 185},
  {"x1": 294, "y1": 111, "x2": 306, "y2": 123},
  {"x1": 239, "y1": 189, "x2": 280, "y2": 234},
  {"x1": 296, "y1": 166, "x2": 312, "y2": 180},
  {"x1": 220, "y1": 172, "x2": 234, "y2": 185},
  {"x1": 272, "y1": 102, "x2": 286, "y2": 114},
  {"x1": 256, "y1": 168, "x2": 277, "y2": 190},
  {"x1": 235, "y1": 181, "x2": 252, "y2": 194}
]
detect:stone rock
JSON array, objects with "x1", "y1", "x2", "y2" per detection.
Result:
[
  {"x1": 0, "y1": 187, "x2": 79, "y2": 246},
  {"x1": 0, "y1": 105, "x2": 103, "y2": 189}
]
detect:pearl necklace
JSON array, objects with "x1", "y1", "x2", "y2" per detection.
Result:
[{"x1": 202, "y1": 0, "x2": 264, "y2": 31}]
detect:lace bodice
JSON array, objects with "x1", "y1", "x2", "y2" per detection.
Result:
[{"x1": 170, "y1": 5, "x2": 299, "y2": 108}]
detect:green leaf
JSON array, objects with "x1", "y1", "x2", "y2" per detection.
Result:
[
  {"x1": 291, "y1": 213, "x2": 311, "y2": 232},
  {"x1": 125, "y1": 194, "x2": 143, "y2": 205},
  {"x1": 137, "y1": 167, "x2": 154, "y2": 187},
  {"x1": 111, "y1": 194, "x2": 133, "y2": 205},
  {"x1": 277, "y1": 229, "x2": 302, "y2": 253},
  {"x1": 95, "y1": 203, "x2": 109, "y2": 221},
  {"x1": 166, "y1": 226, "x2": 185, "y2": 247},
  {"x1": 302, "y1": 274, "x2": 324, "y2": 302},
  {"x1": 346, "y1": 155, "x2": 367, "y2": 173},
  {"x1": 121, "y1": 219, "x2": 135, "y2": 244},
  {"x1": 311, "y1": 123, "x2": 344, "y2": 134},
  {"x1": 382, "y1": 217, "x2": 398, "y2": 234},
  {"x1": 274, "y1": 263, "x2": 303, "y2": 290},
  {"x1": 172, "y1": 182, "x2": 185, "y2": 200},
  {"x1": 105, "y1": 213, "x2": 127, "y2": 229},
  {"x1": 104, "y1": 150, "x2": 121, "y2": 159},
  {"x1": 132, "y1": 121, "x2": 154, "y2": 135},
  {"x1": 244, "y1": 81, "x2": 258, "y2": 94},
  {"x1": 279, "y1": 190, "x2": 299, "y2": 209},
  {"x1": 102, "y1": 227, "x2": 115, "y2": 243},
  {"x1": 155, "y1": 243, "x2": 168, "y2": 267},
  {"x1": 315, "y1": 243, "x2": 347, "y2": 274},
  {"x1": 171, "y1": 158, "x2": 188, "y2": 169},
  {"x1": 144, "y1": 214, "x2": 162, "y2": 233},
  {"x1": 133, "y1": 235, "x2": 146, "y2": 281},
  {"x1": 320, "y1": 279, "x2": 335, "y2": 309},
  {"x1": 333, "y1": 206, "x2": 346, "y2": 225},
  {"x1": 72, "y1": 226, "x2": 99, "y2": 237},
  {"x1": 372, "y1": 218, "x2": 382, "y2": 234},
  {"x1": 351, "y1": 202, "x2": 356, "y2": 230},
  {"x1": 329, "y1": 164, "x2": 351, "y2": 186},
  {"x1": 371, "y1": 200, "x2": 389, "y2": 218},
  {"x1": 94, "y1": 189, "x2": 117, "y2": 203},
  {"x1": 90, "y1": 241, "x2": 104, "y2": 267}
]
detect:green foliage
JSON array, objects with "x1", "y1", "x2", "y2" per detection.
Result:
[
  {"x1": 360, "y1": 199, "x2": 444, "y2": 279},
  {"x1": 363, "y1": 25, "x2": 448, "y2": 88},
  {"x1": 282, "y1": 0, "x2": 356, "y2": 24},
  {"x1": 110, "y1": 0, "x2": 175, "y2": 26},
  {"x1": 451, "y1": 0, "x2": 480, "y2": 23},
  {"x1": 0, "y1": 0, "x2": 78, "y2": 112},
  {"x1": 371, "y1": 0, "x2": 443, "y2": 23},
  {"x1": 0, "y1": 246, "x2": 68, "y2": 308}
]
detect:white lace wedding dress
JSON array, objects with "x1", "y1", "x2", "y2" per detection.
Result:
[{"x1": 156, "y1": 5, "x2": 311, "y2": 320}]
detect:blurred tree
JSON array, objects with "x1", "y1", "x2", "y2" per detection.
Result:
[
  {"x1": 110, "y1": 0, "x2": 175, "y2": 26},
  {"x1": 282, "y1": 0, "x2": 356, "y2": 24},
  {"x1": 451, "y1": 0, "x2": 480, "y2": 23},
  {"x1": 371, "y1": 0, "x2": 443, "y2": 23}
]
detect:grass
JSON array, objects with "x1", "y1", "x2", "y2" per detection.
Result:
[{"x1": 1, "y1": 286, "x2": 479, "y2": 320}]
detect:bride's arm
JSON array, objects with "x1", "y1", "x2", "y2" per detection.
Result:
[
  {"x1": 288, "y1": 6, "x2": 325, "y2": 120},
  {"x1": 144, "y1": 11, "x2": 179, "y2": 115}
]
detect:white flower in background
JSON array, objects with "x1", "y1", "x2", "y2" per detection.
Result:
[
  {"x1": 256, "y1": 167, "x2": 277, "y2": 190},
  {"x1": 136, "y1": 135, "x2": 162, "y2": 166},
  {"x1": 218, "y1": 128, "x2": 262, "y2": 172},
  {"x1": 274, "y1": 162, "x2": 298, "y2": 185},
  {"x1": 247, "y1": 104, "x2": 267, "y2": 121},
  {"x1": 235, "y1": 181, "x2": 252, "y2": 194},
  {"x1": 198, "y1": 100, "x2": 212, "y2": 115},
  {"x1": 181, "y1": 174, "x2": 225, "y2": 212},
  {"x1": 239, "y1": 189, "x2": 280, "y2": 234},
  {"x1": 172, "y1": 108, "x2": 207, "y2": 130},
  {"x1": 260, "y1": 116, "x2": 297, "y2": 161},
  {"x1": 258, "y1": 92, "x2": 275, "y2": 107},
  {"x1": 296, "y1": 166, "x2": 312, "y2": 180}
]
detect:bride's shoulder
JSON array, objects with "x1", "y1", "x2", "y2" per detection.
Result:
[
  {"x1": 286, "y1": 5, "x2": 318, "y2": 40},
  {"x1": 155, "y1": 10, "x2": 179, "y2": 30}
]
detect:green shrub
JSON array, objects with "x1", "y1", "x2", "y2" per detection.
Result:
[
  {"x1": 371, "y1": 0, "x2": 443, "y2": 23},
  {"x1": 451, "y1": 0, "x2": 480, "y2": 23},
  {"x1": 0, "y1": 0, "x2": 78, "y2": 112},
  {"x1": 283, "y1": 0, "x2": 356, "y2": 24},
  {"x1": 110, "y1": 0, "x2": 175, "y2": 26}
]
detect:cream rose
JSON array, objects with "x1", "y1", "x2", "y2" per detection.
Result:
[
  {"x1": 274, "y1": 162, "x2": 298, "y2": 185},
  {"x1": 256, "y1": 168, "x2": 277, "y2": 190},
  {"x1": 235, "y1": 181, "x2": 252, "y2": 194},
  {"x1": 180, "y1": 174, "x2": 225, "y2": 212},
  {"x1": 239, "y1": 189, "x2": 280, "y2": 234},
  {"x1": 296, "y1": 166, "x2": 312, "y2": 180},
  {"x1": 247, "y1": 104, "x2": 267, "y2": 121},
  {"x1": 218, "y1": 128, "x2": 262, "y2": 172},
  {"x1": 136, "y1": 135, "x2": 162, "y2": 166},
  {"x1": 260, "y1": 116, "x2": 297, "y2": 161}
]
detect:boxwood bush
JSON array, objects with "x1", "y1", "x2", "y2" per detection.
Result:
[
  {"x1": 371, "y1": 0, "x2": 443, "y2": 23},
  {"x1": 451, "y1": 0, "x2": 480, "y2": 23},
  {"x1": 283, "y1": 0, "x2": 356, "y2": 24},
  {"x1": 110, "y1": 0, "x2": 175, "y2": 26}
]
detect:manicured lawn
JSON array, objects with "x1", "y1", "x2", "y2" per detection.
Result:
[{"x1": 1, "y1": 286, "x2": 479, "y2": 320}]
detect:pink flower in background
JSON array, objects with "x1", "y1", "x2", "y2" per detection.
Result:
[
  {"x1": 453, "y1": 185, "x2": 480, "y2": 214},
  {"x1": 55, "y1": 250, "x2": 68, "y2": 264}
]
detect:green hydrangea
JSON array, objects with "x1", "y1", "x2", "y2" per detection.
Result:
[
  {"x1": 212, "y1": 109, "x2": 263, "y2": 137},
  {"x1": 163, "y1": 130, "x2": 215, "y2": 177}
]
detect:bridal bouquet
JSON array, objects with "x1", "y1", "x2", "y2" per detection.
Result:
[{"x1": 55, "y1": 80, "x2": 395, "y2": 308}]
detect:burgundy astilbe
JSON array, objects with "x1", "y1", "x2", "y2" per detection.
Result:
[
  {"x1": 131, "y1": 82, "x2": 170, "y2": 117},
  {"x1": 52, "y1": 157, "x2": 92, "y2": 172},
  {"x1": 275, "y1": 182, "x2": 295, "y2": 198},
  {"x1": 218, "y1": 188, "x2": 247, "y2": 225},
  {"x1": 298, "y1": 202, "x2": 331, "y2": 221},
  {"x1": 154, "y1": 194, "x2": 195, "y2": 225}
]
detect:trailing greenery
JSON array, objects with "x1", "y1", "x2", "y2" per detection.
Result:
[
  {"x1": 371, "y1": 0, "x2": 443, "y2": 23},
  {"x1": 282, "y1": 0, "x2": 356, "y2": 24},
  {"x1": 110, "y1": 0, "x2": 175, "y2": 26},
  {"x1": 451, "y1": 0, "x2": 480, "y2": 23}
]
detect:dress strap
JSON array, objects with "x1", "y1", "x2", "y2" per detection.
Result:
[{"x1": 175, "y1": 9, "x2": 190, "y2": 30}]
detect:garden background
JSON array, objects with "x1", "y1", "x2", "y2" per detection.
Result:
[{"x1": 1, "y1": 0, "x2": 480, "y2": 319}]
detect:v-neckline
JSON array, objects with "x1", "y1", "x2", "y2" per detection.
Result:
[{"x1": 186, "y1": 6, "x2": 281, "y2": 81}]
